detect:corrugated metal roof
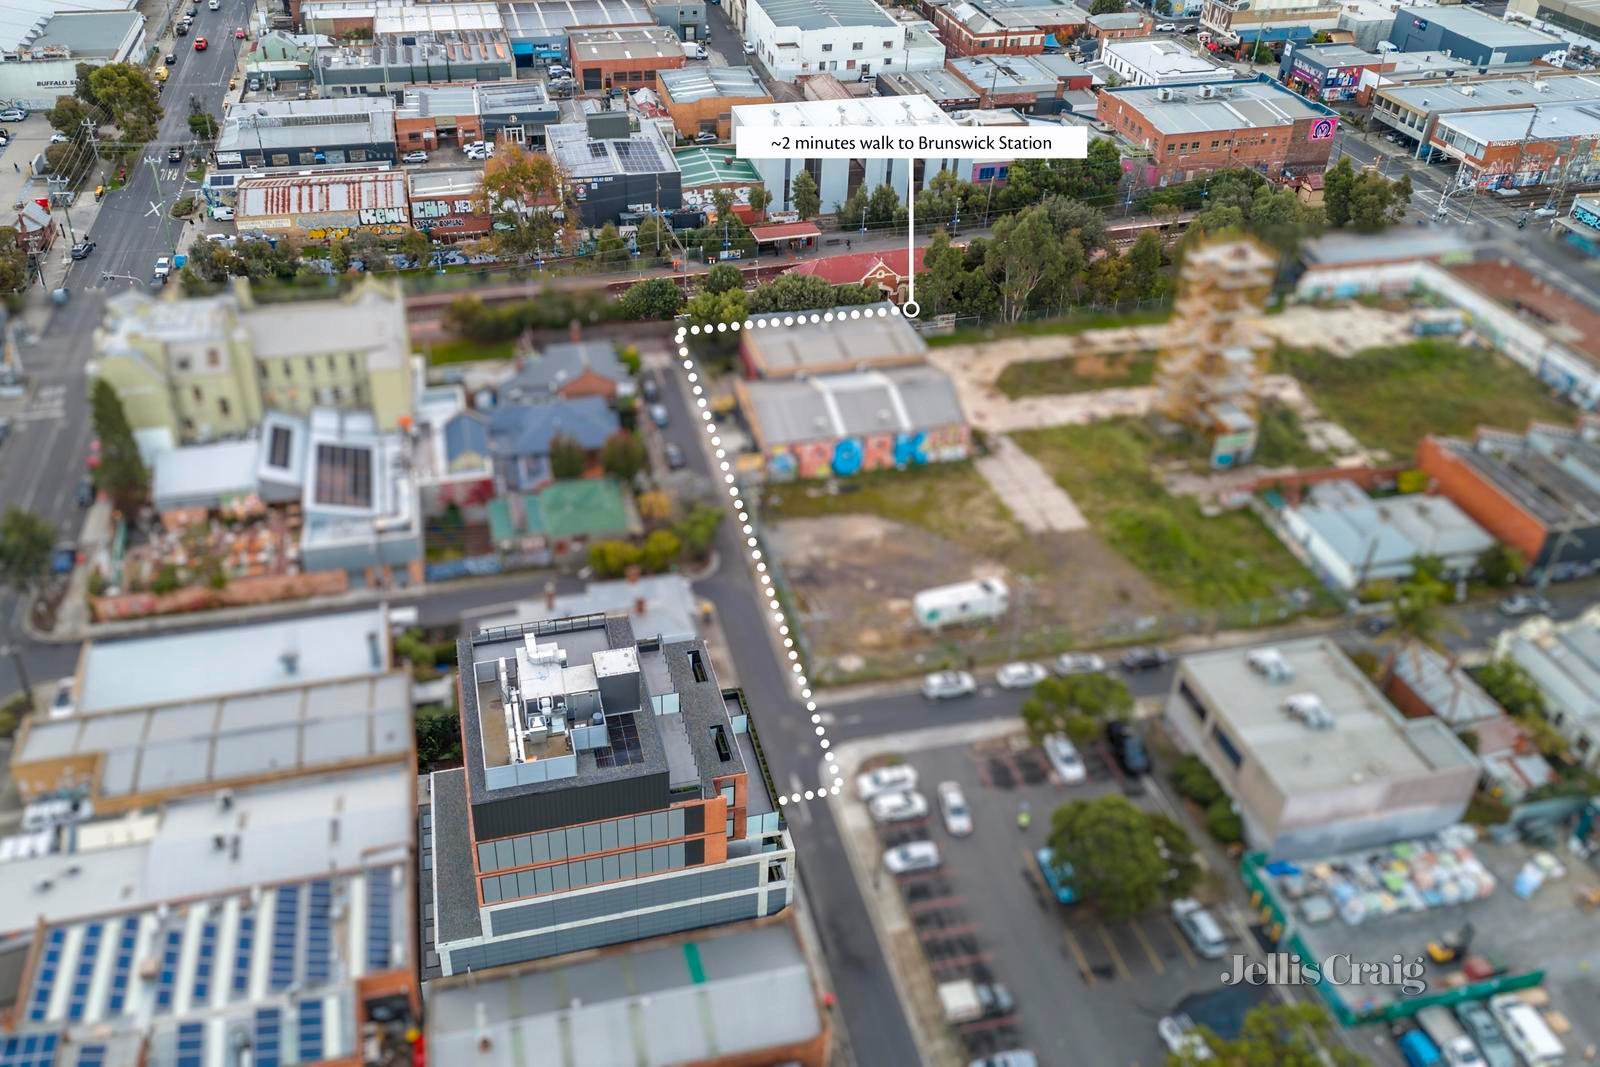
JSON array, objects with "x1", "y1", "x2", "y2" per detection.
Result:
[{"x1": 239, "y1": 172, "x2": 409, "y2": 218}]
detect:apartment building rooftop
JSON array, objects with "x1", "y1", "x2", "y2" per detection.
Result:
[{"x1": 752, "y1": 0, "x2": 900, "y2": 30}]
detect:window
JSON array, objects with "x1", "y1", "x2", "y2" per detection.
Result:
[
  {"x1": 852, "y1": 41, "x2": 863, "y2": 50},
  {"x1": 176, "y1": 357, "x2": 192, "y2": 372},
  {"x1": 348, "y1": 353, "x2": 359, "y2": 371},
  {"x1": 1212, "y1": 725, "x2": 1244, "y2": 769},
  {"x1": 192, "y1": 386, "x2": 203, "y2": 402},
  {"x1": 206, "y1": 349, "x2": 220, "y2": 368},
  {"x1": 326, "y1": 355, "x2": 337, "y2": 372},
  {"x1": 219, "y1": 397, "x2": 231, "y2": 417},
  {"x1": 1178, "y1": 680, "x2": 1208, "y2": 723},
  {"x1": 305, "y1": 357, "x2": 316, "y2": 375},
  {"x1": 821, "y1": 43, "x2": 833, "y2": 51},
  {"x1": 882, "y1": 40, "x2": 892, "y2": 48},
  {"x1": 283, "y1": 361, "x2": 293, "y2": 378}
]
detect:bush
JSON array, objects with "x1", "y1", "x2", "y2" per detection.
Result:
[
  {"x1": 170, "y1": 196, "x2": 195, "y2": 219},
  {"x1": 1170, "y1": 754, "x2": 1224, "y2": 807},
  {"x1": 152, "y1": 564, "x2": 182, "y2": 594},
  {"x1": 1464, "y1": 791, "x2": 1511, "y2": 827},
  {"x1": 1205, "y1": 799, "x2": 1243, "y2": 844},
  {"x1": 590, "y1": 539, "x2": 643, "y2": 579}
]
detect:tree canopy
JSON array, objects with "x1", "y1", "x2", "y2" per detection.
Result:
[
  {"x1": 1020, "y1": 673, "x2": 1133, "y2": 746},
  {"x1": 87, "y1": 63, "x2": 162, "y2": 144},
  {"x1": 89, "y1": 378, "x2": 148, "y2": 515},
  {"x1": 618, "y1": 277, "x2": 685, "y2": 320},
  {"x1": 0, "y1": 508, "x2": 54, "y2": 601},
  {"x1": 790, "y1": 170, "x2": 822, "y2": 220},
  {"x1": 1048, "y1": 794, "x2": 1199, "y2": 920},
  {"x1": 477, "y1": 145, "x2": 576, "y2": 258},
  {"x1": 1170, "y1": 1003, "x2": 1371, "y2": 1067}
]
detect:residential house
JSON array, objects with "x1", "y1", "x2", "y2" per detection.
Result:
[
  {"x1": 502, "y1": 341, "x2": 635, "y2": 404},
  {"x1": 487, "y1": 395, "x2": 621, "y2": 492}
]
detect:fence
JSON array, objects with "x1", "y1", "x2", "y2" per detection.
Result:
[{"x1": 423, "y1": 548, "x2": 552, "y2": 584}]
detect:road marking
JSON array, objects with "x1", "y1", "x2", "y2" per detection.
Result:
[
  {"x1": 1095, "y1": 924, "x2": 1132, "y2": 981},
  {"x1": 786, "y1": 773, "x2": 811, "y2": 825},
  {"x1": 145, "y1": 201, "x2": 163, "y2": 217},
  {"x1": 1061, "y1": 927, "x2": 1095, "y2": 986},
  {"x1": 1130, "y1": 921, "x2": 1165, "y2": 975}
]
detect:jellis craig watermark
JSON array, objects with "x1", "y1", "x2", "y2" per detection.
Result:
[{"x1": 1221, "y1": 953, "x2": 1430, "y2": 997}]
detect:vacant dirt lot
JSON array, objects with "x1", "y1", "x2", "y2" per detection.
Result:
[{"x1": 767, "y1": 513, "x2": 1174, "y2": 684}]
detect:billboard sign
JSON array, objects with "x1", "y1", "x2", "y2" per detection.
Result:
[{"x1": 1308, "y1": 116, "x2": 1338, "y2": 141}]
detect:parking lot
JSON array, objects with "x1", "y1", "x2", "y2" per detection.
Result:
[{"x1": 862, "y1": 727, "x2": 1245, "y2": 1067}]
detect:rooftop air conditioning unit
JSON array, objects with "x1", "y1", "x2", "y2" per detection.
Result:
[
  {"x1": 1200, "y1": 84, "x2": 1216, "y2": 98},
  {"x1": 1460, "y1": 85, "x2": 1475, "y2": 95},
  {"x1": 1157, "y1": 86, "x2": 1174, "y2": 101},
  {"x1": 1246, "y1": 648, "x2": 1294, "y2": 682}
]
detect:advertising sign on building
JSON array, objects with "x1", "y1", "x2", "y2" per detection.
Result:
[{"x1": 1308, "y1": 116, "x2": 1338, "y2": 141}]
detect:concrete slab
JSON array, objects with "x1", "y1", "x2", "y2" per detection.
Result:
[{"x1": 974, "y1": 434, "x2": 1087, "y2": 534}]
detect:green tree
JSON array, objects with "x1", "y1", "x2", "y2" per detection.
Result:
[
  {"x1": 1322, "y1": 156, "x2": 1355, "y2": 228},
  {"x1": 1048, "y1": 795, "x2": 1198, "y2": 920},
  {"x1": 1477, "y1": 658, "x2": 1566, "y2": 759},
  {"x1": 47, "y1": 97, "x2": 92, "y2": 138},
  {"x1": 790, "y1": 170, "x2": 821, "y2": 220},
  {"x1": 640, "y1": 529, "x2": 682, "y2": 572},
  {"x1": 683, "y1": 287, "x2": 748, "y2": 329},
  {"x1": 1246, "y1": 186, "x2": 1324, "y2": 253},
  {"x1": 1169, "y1": 754, "x2": 1224, "y2": 806},
  {"x1": 74, "y1": 62, "x2": 102, "y2": 109},
  {"x1": 618, "y1": 277, "x2": 685, "y2": 320},
  {"x1": 600, "y1": 430, "x2": 647, "y2": 481},
  {"x1": 477, "y1": 144, "x2": 576, "y2": 258},
  {"x1": 1172, "y1": 1003, "x2": 1372, "y2": 1066},
  {"x1": 1090, "y1": 0, "x2": 1125, "y2": 12},
  {"x1": 1349, "y1": 170, "x2": 1411, "y2": 231},
  {"x1": 593, "y1": 223, "x2": 630, "y2": 266},
  {"x1": 548, "y1": 434, "x2": 587, "y2": 480},
  {"x1": 89, "y1": 378, "x2": 148, "y2": 514},
  {"x1": 87, "y1": 63, "x2": 163, "y2": 143},
  {"x1": 1477, "y1": 544, "x2": 1525, "y2": 587},
  {"x1": 674, "y1": 504, "x2": 724, "y2": 558},
  {"x1": 396, "y1": 229, "x2": 430, "y2": 263},
  {"x1": 635, "y1": 215, "x2": 674, "y2": 258},
  {"x1": 0, "y1": 508, "x2": 55, "y2": 609},
  {"x1": 416, "y1": 708, "x2": 462, "y2": 768},
  {"x1": 588, "y1": 540, "x2": 643, "y2": 578},
  {"x1": 1020, "y1": 674, "x2": 1133, "y2": 746},
  {"x1": 748, "y1": 273, "x2": 873, "y2": 313},
  {"x1": 1041, "y1": 195, "x2": 1109, "y2": 252},
  {"x1": 1381, "y1": 574, "x2": 1464, "y2": 680},
  {"x1": 44, "y1": 143, "x2": 93, "y2": 189},
  {"x1": 187, "y1": 112, "x2": 218, "y2": 139},
  {"x1": 0, "y1": 228, "x2": 29, "y2": 293},
  {"x1": 985, "y1": 205, "x2": 1065, "y2": 322},
  {"x1": 703, "y1": 263, "x2": 744, "y2": 294},
  {"x1": 748, "y1": 186, "x2": 773, "y2": 216},
  {"x1": 1124, "y1": 230, "x2": 1163, "y2": 301}
]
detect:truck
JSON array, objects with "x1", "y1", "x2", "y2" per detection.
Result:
[
  {"x1": 681, "y1": 41, "x2": 709, "y2": 60},
  {"x1": 937, "y1": 979, "x2": 1015, "y2": 1025},
  {"x1": 913, "y1": 578, "x2": 1009, "y2": 631}
]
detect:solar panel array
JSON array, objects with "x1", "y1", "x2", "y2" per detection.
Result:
[
  {"x1": 594, "y1": 712, "x2": 645, "y2": 768},
  {"x1": 26, "y1": 929, "x2": 64, "y2": 1023},
  {"x1": 615, "y1": 138, "x2": 670, "y2": 175},
  {"x1": 306, "y1": 881, "x2": 332, "y2": 984},
  {"x1": 366, "y1": 869, "x2": 393, "y2": 971},
  {"x1": 0, "y1": 1035, "x2": 56, "y2": 1067},
  {"x1": 65, "y1": 923, "x2": 102, "y2": 1022},
  {"x1": 269, "y1": 885, "x2": 301, "y2": 991}
]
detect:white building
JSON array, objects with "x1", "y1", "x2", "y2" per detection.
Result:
[
  {"x1": 1100, "y1": 38, "x2": 1227, "y2": 86},
  {"x1": 0, "y1": 8, "x2": 146, "y2": 111},
  {"x1": 1495, "y1": 607, "x2": 1600, "y2": 770},
  {"x1": 744, "y1": 0, "x2": 945, "y2": 82},
  {"x1": 731, "y1": 93, "x2": 1000, "y2": 211}
]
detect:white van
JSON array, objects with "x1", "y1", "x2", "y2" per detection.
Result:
[
  {"x1": 209, "y1": 204, "x2": 234, "y2": 220},
  {"x1": 1489, "y1": 995, "x2": 1564, "y2": 1067}
]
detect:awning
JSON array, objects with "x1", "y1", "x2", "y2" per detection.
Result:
[
  {"x1": 748, "y1": 221, "x2": 822, "y2": 243},
  {"x1": 1045, "y1": 33, "x2": 1059, "y2": 47}
]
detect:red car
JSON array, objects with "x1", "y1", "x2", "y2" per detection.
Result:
[
  {"x1": 193, "y1": 36, "x2": 208, "y2": 50},
  {"x1": 234, "y1": 27, "x2": 245, "y2": 38}
]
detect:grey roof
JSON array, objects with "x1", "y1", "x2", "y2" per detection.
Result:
[
  {"x1": 1379, "y1": 72, "x2": 1600, "y2": 114},
  {"x1": 430, "y1": 767, "x2": 484, "y2": 944},
  {"x1": 748, "y1": 0, "x2": 897, "y2": 31},
  {"x1": 570, "y1": 25, "x2": 682, "y2": 61},
  {"x1": 152, "y1": 440, "x2": 260, "y2": 509},
  {"x1": 658, "y1": 65, "x2": 767, "y2": 103},
  {"x1": 78, "y1": 607, "x2": 394, "y2": 713},
  {"x1": 1392, "y1": 4, "x2": 1560, "y2": 47},
  {"x1": 1089, "y1": 10, "x2": 1145, "y2": 28},
  {"x1": 479, "y1": 80, "x2": 558, "y2": 115},
  {"x1": 1300, "y1": 229, "x2": 1473, "y2": 266},
  {"x1": 504, "y1": 340, "x2": 629, "y2": 399},
  {"x1": 426, "y1": 921, "x2": 822, "y2": 1066},
  {"x1": 1388, "y1": 643, "x2": 1502, "y2": 727},
  {"x1": 1441, "y1": 427, "x2": 1600, "y2": 528},
  {"x1": 487, "y1": 395, "x2": 620, "y2": 456},
  {"x1": 1286, "y1": 43, "x2": 1379, "y2": 67},
  {"x1": 1179, "y1": 637, "x2": 1478, "y2": 794},
  {"x1": 1101, "y1": 76, "x2": 1336, "y2": 135},
  {"x1": 29, "y1": 10, "x2": 141, "y2": 57},
  {"x1": 18, "y1": 671, "x2": 412, "y2": 796},
  {"x1": 949, "y1": 54, "x2": 1064, "y2": 93},
  {"x1": 546, "y1": 119, "x2": 678, "y2": 179},
  {"x1": 742, "y1": 302, "x2": 926, "y2": 374},
  {"x1": 746, "y1": 364, "x2": 966, "y2": 447},
  {"x1": 217, "y1": 96, "x2": 397, "y2": 154},
  {"x1": 1440, "y1": 102, "x2": 1600, "y2": 145},
  {"x1": 498, "y1": 0, "x2": 655, "y2": 38},
  {"x1": 1288, "y1": 481, "x2": 1494, "y2": 574},
  {"x1": 880, "y1": 67, "x2": 982, "y2": 103}
]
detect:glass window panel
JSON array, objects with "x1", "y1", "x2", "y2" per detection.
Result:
[
  {"x1": 584, "y1": 824, "x2": 602, "y2": 854},
  {"x1": 634, "y1": 815, "x2": 654, "y2": 844},
  {"x1": 620, "y1": 852, "x2": 636, "y2": 878},
  {"x1": 618, "y1": 819, "x2": 635, "y2": 847},
  {"x1": 535, "y1": 867, "x2": 554, "y2": 894},
  {"x1": 482, "y1": 877, "x2": 501, "y2": 903},
  {"x1": 601, "y1": 821, "x2": 617, "y2": 851},
  {"x1": 668, "y1": 809, "x2": 685, "y2": 837},
  {"x1": 586, "y1": 858, "x2": 603, "y2": 883},
  {"x1": 651, "y1": 812, "x2": 669, "y2": 840},
  {"x1": 477, "y1": 843, "x2": 498, "y2": 872},
  {"x1": 548, "y1": 832, "x2": 567, "y2": 860},
  {"x1": 517, "y1": 871, "x2": 538, "y2": 897},
  {"x1": 603, "y1": 855, "x2": 620, "y2": 882},
  {"x1": 552, "y1": 865, "x2": 570, "y2": 892},
  {"x1": 637, "y1": 849, "x2": 654, "y2": 875},
  {"x1": 566, "y1": 827, "x2": 585, "y2": 857},
  {"x1": 569, "y1": 862, "x2": 588, "y2": 889},
  {"x1": 653, "y1": 846, "x2": 670, "y2": 871},
  {"x1": 669, "y1": 843, "x2": 685, "y2": 868},
  {"x1": 495, "y1": 841, "x2": 515, "y2": 869},
  {"x1": 513, "y1": 836, "x2": 533, "y2": 866},
  {"x1": 531, "y1": 833, "x2": 550, "y2": 863}
]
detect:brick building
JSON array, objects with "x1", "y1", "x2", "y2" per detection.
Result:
[
  {"x1": 931, "y1": 0, "x2": 1086, "y2": 56},
  {"x1": 1086, "y1": 10, "x2": 1153, "y2": 40},
  {"x1": 657, "y1": 65, "x2": 773, "y2": 139},
  {"x1": 1097, "y1": 75, "x2": 1339, "y2": 182},
  {"x1": 569, "y1": 26, "x2": 686, "y2": 91}
]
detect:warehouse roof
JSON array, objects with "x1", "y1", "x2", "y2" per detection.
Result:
[
  {"x1": 748, "y1": 0, "x2": 899, "y2": 31},
  {"x1": 1102, "y1": 38, "x2": 1226, "y2": 81},
  {"x1": 1286, "y1": 43, "x2": 1379, "y2": 68},
  {"x1": 1380, "y1": 72, "x2": 1600, "y2": 114},
  {"x1": 547, "y1": 119, "x2": 678, "y2": 178},
  {"x1": 733, "y1": 92, "x2": 954, "y2": 129},
  {"x1": 217, "y1": 97, "x2": 397, "y2": 154},
  {"x1": 237, "y1": 171, "x2": 409, "y2": 218},
  {"x1": 1286, "y1": 481, "x2": 1495, "y2": 575},
  {"x1": 1392, "y1": 4, "x2": 1560, "y2": 47},
  {"x1": 1100, "y1": 75, "x2": 1336, "y2": 134},
  {"x1": 1438, "y1": 102, "x2": 1600, "y2": 146},
  {"x1": 0, "y1": 0, "x2": 134, "y2": 55},
  {"x1": 741, "y1": 302, "x2": 926, "y2": 376},
  {"x1": 27, "y1": 10, "x2": 141, "y2": 57},
  {"x1": 658, "y1": 65, "x2": 768, "y2": 103},
  {"x1": 744, "y1": 365, "x2": 965, "y2": 447},
  {"x1": 499, "y1": 0, "x2": 654, "y2": 37},
  {"x1": 570, "y1": 24, "x2": 682, "y2": 61}
]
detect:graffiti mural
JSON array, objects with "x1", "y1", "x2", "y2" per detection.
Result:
[{"x1": 765, "y1": 424, "x2": 972, "y2": 480}]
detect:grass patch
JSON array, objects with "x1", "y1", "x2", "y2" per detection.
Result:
[
  {"x1": 761, "y1": 461, "x2": 1033, "y2": 568},
  {"x1": 1014, "y1": 420, "x2": 1321, "y2": 610},
  {"x1": 996, "y1": 350, "x2": 1156, "y2": 399},
  {"x1": 1275, "y1": 341, "x2": 1571, "y2": 459},
  {"x1": 426, "y1": 337, "x2": 517, "y2": 365},
  {"x1": 927, "y1": 306, "x2": 1172, "y2": 348},
  {"x1": 1253, "y1": 402, "x2": 1329, "y2": 469}
]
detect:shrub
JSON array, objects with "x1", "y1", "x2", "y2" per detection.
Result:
[
  {"x1": 1205, "y1": 799, "x2": 1243, "y2": 844},
  {"x1": 152, "y1": 564, "x2": 182, "y2": 594},
  {"x1": 1170, "y1": 754, "x2": 1224, "y2": 807},
  {"x1": 1464, "y1": 791, "x2": 1510, "y2": 826}
]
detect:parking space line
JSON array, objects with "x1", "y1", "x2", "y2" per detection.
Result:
[
  {"x1": 1095, "y1": 925, "x2": 1133, "y2": 981},
  {"x1": 1061, "y1": 927, "x2": 1096, "y2": 987},
  {"x1": 1129, "y1": 921, "x2": 1165, "y2": 975},
  {"x1": 1162, "y1": 914, "x2": 1199, "y2": 969}
]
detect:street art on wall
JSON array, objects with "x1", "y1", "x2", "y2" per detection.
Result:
[{"x1": 765, "y1": 425, "x2": 972, "y2": 480}]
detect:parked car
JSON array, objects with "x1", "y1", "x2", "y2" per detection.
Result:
[
  {"x1": 640, "y1": 374, "x2": 660, "y2": 402},
  {"x1": 1042, "y1": 733, "x2": 1087, "y2": 784},
  {"x1": 1415, "y1": 1005, "x2": 1487, "y2": 1067},
  {"x1": 1393, "y1": 1026, "x2": 1443, "y2": 1067},
  {"x1": 402, "y1": 150, "x2": 429, "y2": 164},
  {"x1": 1055, "y1": 652, "x2": 1106, "y2": 675},
  {"x1": 1487, "y1": 995, "x2": 1565, "y2": 1067},
  {"x1": 49, "y1": 131, "x2": 70, "y2": 144},
  {"x1": 1157, "y1": 1015, "x2": 1214, "y2": 1060},
  {"x1": 883, "y1": 840, "x2": 942, "y2": 874},
  {"x1": 1532, "y1": 204, "x2": 1559, "y2": 217},
  {"x1": 1178, "y1": 23, "x2": 1200, "y2": 32},
  {"x1": 234, "y1": 27, "x2": 246, "y2": 38},
  {"x1": 995, "y1": 661, "x2": 1047, "y2": 690},
  {"x1": 0, "y1": 108, "x2": 28, "y2": 121},
  {"x1": 1119, "y1": 646, "x2": 1170, "y2": 672},
  {"x1": 69, "y1": 241, "x2": 95, "y2": 260},
  {"x1": 51, "y1": 542, "x2": 77, "y2": 575},
  {"x1": 693, "y1": 131, "x2": 719, "y2": 144},
  {"x1": 856, "y1": 763, "x2": 918, "y2": 801},
  {"x1": 922, "y1": 670, "x2": 976, "y2": 700},
  {"x1": 648, "y1": 402, "x2": 670, "y2": 427},
  {"x1": 663, "y1": 442, "x2": 687, "y2": 470},
  {"x1": 49, "y1": 677, "x2": 76, "y2": 720},
  {"x1": 743, "y1": 41, "x2": 756, "y2": 54},
  {"x1": 176, "y1": 20, "x2": 188, "y2": 34},
  {"x1": 1105, "y1": 720, "x2": 1151, "y2": 776},
  {"x1": 152, "y1": 256, "x2": 172, "y2": 283},
  {"x1": 193, "y1": 36, "x2": 208, "y2": 50},
  {"x1": 1170, "y1": 898, "x2": 1228, "y2": 959},
  {"x1": 167, "y1": 145, "x2": 183, "y2": 163},
  {"x1": 1499, "y1": 594, "x2": 1551, "y2": 617},
  {"x1": 164, "y1": 53, "x2": 176, "y2": 65},
  {"x1": 0, "y1": 130, "x2": 9, "y2": 146},
  {"x1": 937, "y1": 781, "x2": 973, "y2": 836},
  {"x1": 1155, "y1": 21, "x2": 1178, "y2": 30},
  {"x1": 868, "y1": 790, "x2": 929, "y2": 823},
  {"x1": 246, "y1": 75, "x2": 261, "y2": 91},
  {"x1": 1454, "y1": 1000, "x2": 1517, "y2": 1067}
]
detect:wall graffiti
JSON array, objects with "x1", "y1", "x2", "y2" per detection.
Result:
[
  {"x1": 765, "y1": 424, "x2": 971, "y2": 480},
  {"x1": 306, "y1": 226, "x2": 351, "y2": 241}
]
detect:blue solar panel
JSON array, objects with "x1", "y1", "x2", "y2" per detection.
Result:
[
  {"x1": 297, "y1": 999, "x2": 324, "y2": 1064},
  {"x1": 65, "y1": 923, "x2": 103, "y2": 1022},
  {"x1": 191, "y1": 922, "x2": 217, "y2": 1005},
  {"x1": 27, "y1": 928, "x2": 66, "y2": 1023},
  {"x1": 176, "y1": 1021, "x2": 204, "y2": 1067},
  {"x1": 75, "y1": 1045, "x2": 106, "y2": 1067},
  {"x1": 269, "y1": 885, "x2": 301, "y2": 992},
  {"x1": 254, "y1": 1007, "x2": 282, "y2": 1067},
  {"x1": 305, "y1": 881, "x2": 332, "y2": 984},
  {"x1": 0, "y1": 1032, "x2": 59, "y2": 1067},
  {"x1": 152, "y1": 929, "x2": 182, "y2": 1014},
  {"x1": 105, "y1": 917, "x2": 138, "y2": 1017},
  {"x1": 231, "y1": 913, "x2": 255, "y2": 996},
  {"x1": 366, "y1": 868, "x2": 393, "y2": 972}
]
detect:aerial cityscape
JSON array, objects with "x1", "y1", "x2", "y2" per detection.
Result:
[{"x1": 3, "y1": 0, "x2": 1600, "y2": 1062}]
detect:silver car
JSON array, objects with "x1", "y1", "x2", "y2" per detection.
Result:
[
  {"x1": 937, "y1": 781, "x2": 973, "y2": 836},
  {"x1": 922, "y1": 670, "x2": 976, "y2": 700}
]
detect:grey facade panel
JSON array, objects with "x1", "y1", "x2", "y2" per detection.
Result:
[
  {"x1": 488, "y1": 862, "x2": 758, "y2": 937},
  {"x1": 470, "y1": 770, "x2": 671, "y2": 837},
  {"x1": 768, "y1": 888, "x2": 787, "y2": 914}
]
